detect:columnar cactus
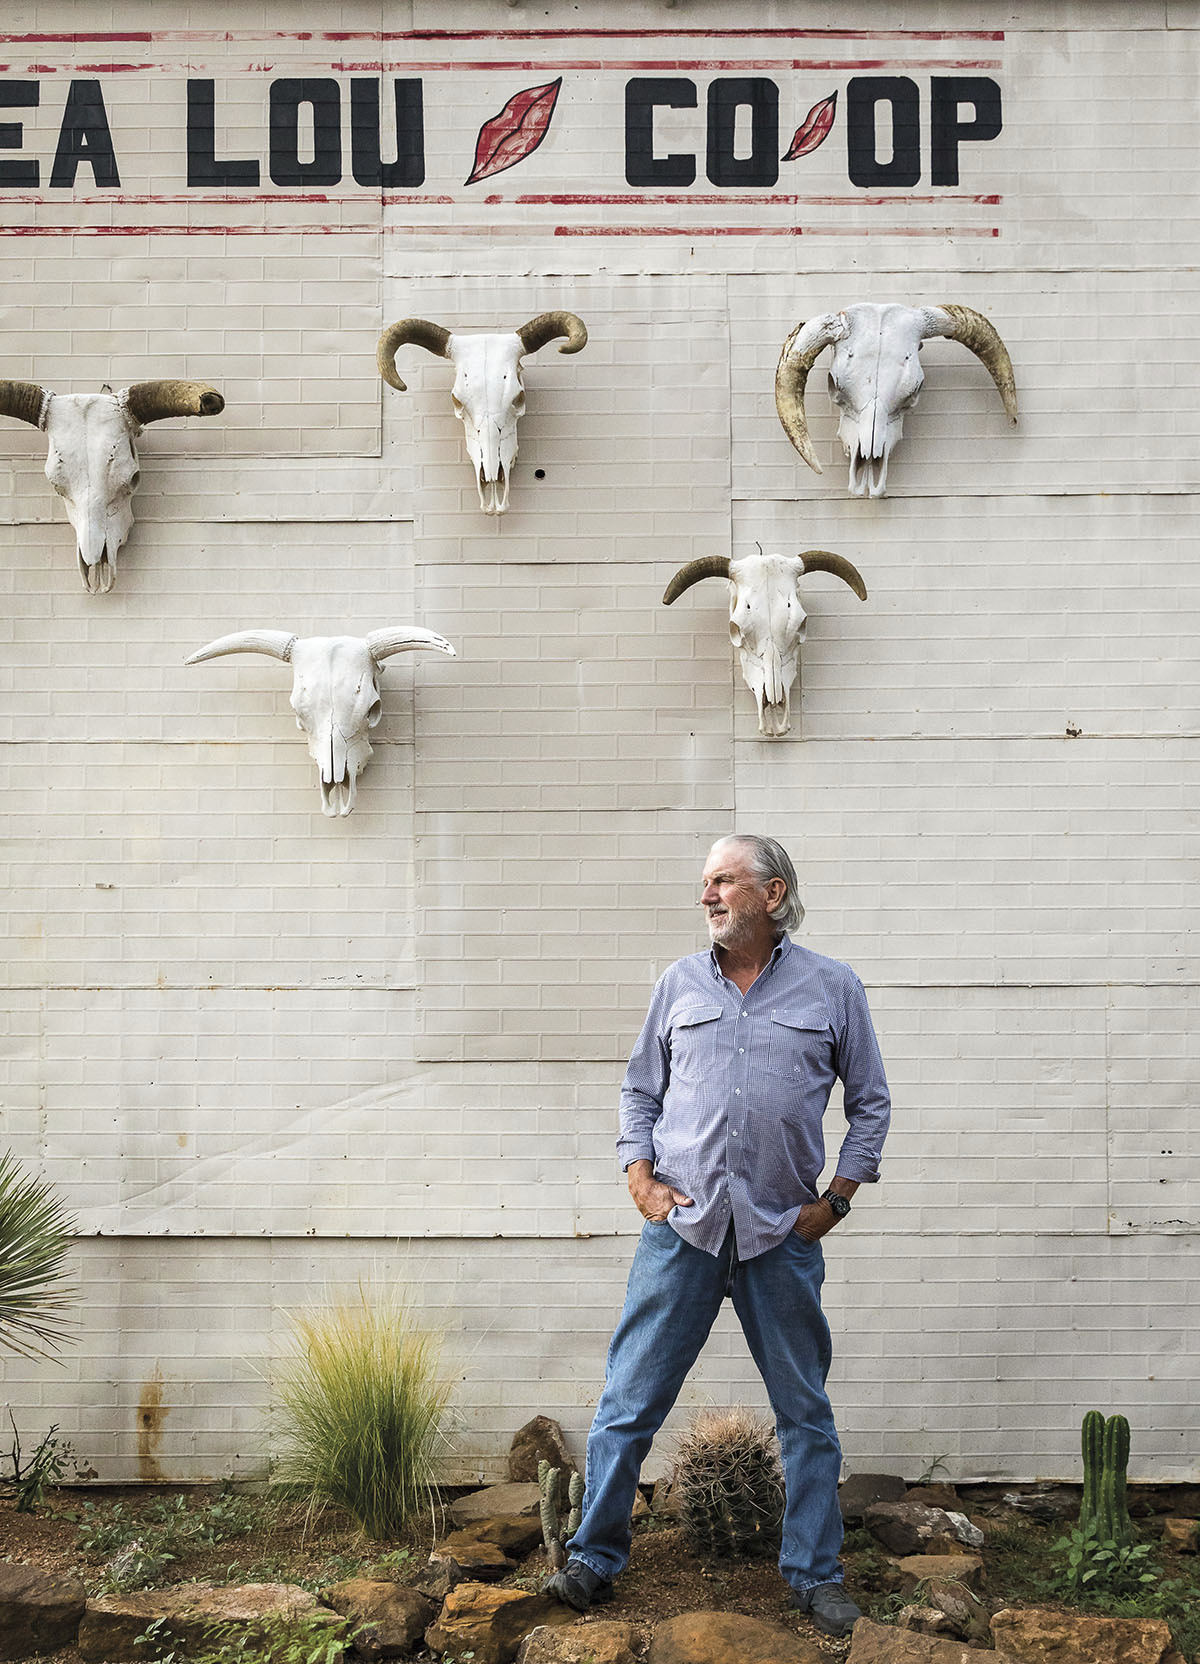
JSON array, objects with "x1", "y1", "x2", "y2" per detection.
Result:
[
  {"x1": 1079, "y1": 1410, "x2": 1132, "y2": 1547},
  {"x1": 539, "y1": 1458, "x2": 584, "y2": 1569}
]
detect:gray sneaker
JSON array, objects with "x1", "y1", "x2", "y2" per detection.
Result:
[
  {"x1": 544, "y1": 1559, "x2": 614, "y2": 1612},
  {"x1": 791, "y1": 1582, "x2": 862, "y2": 1637}
]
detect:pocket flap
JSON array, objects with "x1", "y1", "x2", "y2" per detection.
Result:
[
  {"x1": 769, "y1": 1007, "x2": 829, "y2": 1032},
  {"x1": 671, "y1": 1003, "x2": 723, "y2": 1029}
]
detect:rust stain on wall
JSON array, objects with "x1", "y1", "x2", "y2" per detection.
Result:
[{"x1": 136, "y1": 1368, "x2": 167, "y2": 1480}]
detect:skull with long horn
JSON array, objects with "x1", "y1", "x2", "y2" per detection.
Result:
[
  {"x1": 377, "y1": 311, "x2": 588, "y2": 514},
  {"x1": 0, "y1": 377, "x2": 224, "y2": 592},
  {"x1": 775, "y1": 301, "x2": 1017, "y2": 497},
  {"x1": 664, "y1": 549, "x2": 868, "y2": 737},
  {"x1": 186, "y1": 626, "x2": 456, "y2": 816}
]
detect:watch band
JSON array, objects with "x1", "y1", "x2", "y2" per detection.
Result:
[{"x1": 821, "y1": 1188, "x2": 852, "y2": 1220}]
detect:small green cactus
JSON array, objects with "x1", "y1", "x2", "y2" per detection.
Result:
[
  {"x1": 539, "y1": 1459, "x2": 584, "y2": 1569},
  {"x1": 671, "y1": 1407, "x2": 784, "y2": 1558},
  {"x1": 1079, "y1": 1409, "x2": 1132, "y2": 1548}
]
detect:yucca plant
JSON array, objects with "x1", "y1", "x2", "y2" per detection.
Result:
[
  {"x1": 0, "y1": 1152, "x2": 77, "y2": 1360},
  {"x1": 671, "y1": 1406, "x2": 785, "y2": 1557},
  {"x1": 271, "y1": 1287, "x2": 451, "y2": 1539}
]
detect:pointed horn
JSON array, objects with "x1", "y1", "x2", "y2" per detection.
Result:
[
  {"x1": 185, "y1": 630, "x2": 297, "y2": 666},
  {"x1": 924, "y1": 304, "x2": 1018, "y2": 423},
  {"x1": 124, "y1": 381, "x2": 224, "y2": 424},
  {"x1": 663, "y1": 556, "x2": 732, "y2": 606},
  {"x1": 0, "y1": 380, "x2": 47, "y2": 427},
  {"x1": 798, "y1": 550, "x2": 868, "y2": 602},
  {"x1": 366, "y1": 626, "x2": 457, "y2": 662},
  {"x1": 774, "y1": 313, "x2": 846, "y2": 475},
  {"x1": 376, "y1": 319, "x2": 453, "y2": 392},
  {"x1": 515, "y1": 311, "x2": 588, "y2": 356}
]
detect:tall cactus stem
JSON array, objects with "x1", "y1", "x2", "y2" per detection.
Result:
[
  {"x1": 567, "y1": 1470, "x2": 584, "y2": 1539},
  {"x1": 1080, "y1": 1409, "x2": 1104, "y2": 1530},
  {"x1": 538, "y1": 1460, "x2": 561, "y2": 1553},
  {"x1": 1104, "y1": 1414, "x2": 1131, "y2": 1546}
]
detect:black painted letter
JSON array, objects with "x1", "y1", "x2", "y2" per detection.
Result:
[
  {"x1": 269, "y1": 78, "x2": 342, "y2": 187},
  {"x1": 49, "y1": 80, "x2": 119, "y2": 188},
  {"x1": 846, "y1": 75, "x2": 920, "y2": 188},
  {"x1": 625, "y1": 78, "x2": 697, "y2": 187},
  {"x1": 931, "y1": 75, "x2": 1001, "y2": 186},
  {"x1": 706, "y1": 77, "x2": 778, "y2": 188},
  {"x1": 350, "y1": 78, "x2": 424, "y2": 188},
  {"x1": 187, "y1": 80, "x2": 259, "y2": 187},
  {"x1": 0, "y1": 82, "x2": 39, "y2": 187}
]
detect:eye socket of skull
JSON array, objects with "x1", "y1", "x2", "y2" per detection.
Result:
[{"x1": 366, "y1": 693, "x2": 383, "y2": 730}]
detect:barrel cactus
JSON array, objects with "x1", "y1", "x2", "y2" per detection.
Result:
[{"x1": 671, "y1": 1407, "x2": 785, "y2": 1557}]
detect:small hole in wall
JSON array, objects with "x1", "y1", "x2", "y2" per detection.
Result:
[{"x1": 534, "y1": 468, "x2": 546, "y2": 479}]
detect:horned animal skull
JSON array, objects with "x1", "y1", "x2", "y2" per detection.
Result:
[
  {"x1": 0, "y1": 379, "x2": 224, "y2": 591},
  {"x1": 185, "y1": 627, "x2": 456, "y2": 816},
  {"x1": 663, "y1": 550, "x2": 867, "y2": 737},
  {"x1": 377, "y1": 312, "x2": 588, "y2": 514},
  {"x1": 775, "y1": 302, "x2": 1017, "y2": 497}
]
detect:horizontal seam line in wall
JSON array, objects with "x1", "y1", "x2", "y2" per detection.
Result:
[
  {"x1": 4, "y1": 984, "x2": 420, "y2": 993},
  {"x1": 730, "y1": 486, "x2": 1200, "y2": 501},
  {"x1": 61, "y1": 1229, "x2": 1194, "y2": 1242}
]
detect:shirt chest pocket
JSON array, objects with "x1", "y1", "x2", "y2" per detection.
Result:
[
  {"x1": 765, "y1": 1008, "x2": 833, "y2": 1082},
  {"x1": 668, "y1": 1003, "x2": 724, "y2": 1079}
]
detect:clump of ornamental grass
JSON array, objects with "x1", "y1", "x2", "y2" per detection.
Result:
[
  {"x1": 671, "y1": 1406, "x2": 785, "y2": 1557},
  {"x1": 271, "y1": 1288, "x2": 451, "y2": 1540}
]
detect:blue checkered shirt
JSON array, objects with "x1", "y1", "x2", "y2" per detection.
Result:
[{"x1": 617, "y1": 934, "x2": 891, "y2": 1259}]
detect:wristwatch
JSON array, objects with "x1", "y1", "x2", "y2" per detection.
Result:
[{"x1": 820, "y1": 1189, "x2": 852, "y2": 1221}]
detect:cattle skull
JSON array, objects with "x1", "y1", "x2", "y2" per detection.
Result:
[
  {"x1": 775, "y1": 302, "x2": 1017, "y2": 497},
  {"x1": 185, "y1": 626, "x2": 456, "y2": 817},
  {"x1": 377, "y1": 311, "x2": 588, "y2": 514},
  {"x1": 0, "y1": 378, "x2": 224, "y2": 592},
  {"x1": 663, "y1": 550, "x2": 867, "y2": 738}
]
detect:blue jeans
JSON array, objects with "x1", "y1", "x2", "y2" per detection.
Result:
[{"x1": 568, "y1": 1220, "x2": 844, "y2": 1595}]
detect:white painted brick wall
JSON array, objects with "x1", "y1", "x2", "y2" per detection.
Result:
[{"x1": 1, "y1": 0, "x2": 1198, "y2": 1487}]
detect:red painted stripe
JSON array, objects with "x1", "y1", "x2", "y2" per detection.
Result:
[
  {"x1": 513, "y1": 192, "x2": 1003, "y2": 207},
  {"x1": 0, "y1": 221, "x2": 1001, "y2": 238},
  {"x1": 0, "y1": 29, "x2": 1006, "y2": 43},
  {"x1": 327, "y1": 57, "x2": 1001, "y2": 72},
  {"x1": 0, "y1": 192, "x2": 454, "y2": 205}
]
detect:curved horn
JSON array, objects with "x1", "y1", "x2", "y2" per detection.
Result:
[
  {"x1": 366, "y1": 626, "x2": 457, "y2": 662},
  {"x1": 663, "y1": 556, "x2": 732, "y2": 606},
  {"x1": 515, "y1": 311, "x2": 588, "y2": 356},
  {"x1": 774, "y1": 313, "x2": 846, "y2": 474},
  {"x1": 798, "y1": 550, "x2": 868, "y2": 602},
  {"x1": 185, "y1": 630, "x2": 297, "y2": 666},
  {"x1": 0, "y1": 380, "x2": 47, "y2": 428},
  {"x1": 124, "y1": 381, "x2": 224, "y2": 425},
  {"x1": 376, "y1": 319, "x2": 453, "y2": 392},
  {"x1": 923, "y1": 304, "x2": 1018, "y2": 423}
]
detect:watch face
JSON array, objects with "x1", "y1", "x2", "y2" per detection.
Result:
[{"x1": 825, "y1": 1192, "x2": 851, "y2": 1218}]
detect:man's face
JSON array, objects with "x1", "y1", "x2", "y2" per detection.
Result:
[{"x1": 700, "y1": 842, "x2": 777, "y2": 949}]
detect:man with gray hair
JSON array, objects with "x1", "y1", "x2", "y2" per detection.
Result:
[{"x1": 547, "y1": 834, "x2": 890, "y2": 1637}]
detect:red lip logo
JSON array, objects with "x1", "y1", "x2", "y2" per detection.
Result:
[
  {"x1": 466, "y1": 78, "x2": 563, "y2": 186},
  {"x1": 783, "y1": 91, "x2": 837, "y2": 161}
]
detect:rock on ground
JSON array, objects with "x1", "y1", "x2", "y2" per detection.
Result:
[
  {"x1": 894, "y1": 1553, "x2": 985, "y2": 1593},
  {"x1": 445, "y1": 1516, "x2": 547, "y2": 1557},
  {"x1": 425, "y1": 1582, "x2": 575, "y2": 1664},
  {"x1": 0, "y1": 1563, "x2": 87, "y2": 1661},
  {"x1": 517, "y1": 1620, "x2": 639, "y2": 1664},
  {"x1": 508, "y1": 1417, "x2": 576, "y2": 1485},
  {"x1": 903, "y1": 1485, "x2": 961, "y2": 1513},
  {"x1": 647, "y1": 1611, "x2": 826, "y2": 1664},
  {"x1": 898, "y1": 1578, "x2": 990, "y2": 1645},
  {"x1": 838, "y1": 1473, "x2": 908, "y2": 1524},
  {"x1": 864, "y1": 1503, "x2": 968, "y2": 1557},
  {"x1": 77, "y1": 1583, "x2": 334, "y2": 1663},
  {"x1": 990, "y1": 1606, "x2": 1179, "y2": 1664},
  {"x1": 449, "y1": 1483, "x2": 542, "y2": 1527},
  {"x1": 1161, "y1": 1516, "x2": 1198, "y2": 1551},
  {"x1": 318, "y1": 1579, "x2": 434, "y2": 1658},
  {"x1": 847, "y1": 1617, "x2": 993, "y2": 1663}
]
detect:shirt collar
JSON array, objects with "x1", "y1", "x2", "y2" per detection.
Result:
[{"x1": 708, "y1": 932, "x2": 792, "y2": 980}]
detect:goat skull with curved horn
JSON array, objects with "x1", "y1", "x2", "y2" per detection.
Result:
[
  {"x1": 186, "y1": 626, "x2": 456, "y2": 816},
  {"x1": 0, "y1": 378, "x2": 224, "y2": 592},
  {"x1": 377, "y1": 311, "x2": 588, "y2": 514},
  {"x1": 664, "y1": 549, "x2": 867, "y2": 737},
  {"x1": 775, "y1": 302, "x2": 1017, "y2": 498}
]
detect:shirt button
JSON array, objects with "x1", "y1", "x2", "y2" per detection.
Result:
[
  {"x1": 734, "y1": 1088, "x2": 741, "y2": 1095},
  {"x1": 738, "y1": 1047, "x2": 744, "y2": 1054},
  {"x1": 732, "y1": 1129, "x2": 739, "y2": 1137},
  {"x1": 741, "y1": 1010, "x2": 747, "y2": 1017}
]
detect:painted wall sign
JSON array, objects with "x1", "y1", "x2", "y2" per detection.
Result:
[{"x1": 0, "y1": 26, "x2": 1006, "y2": 239}]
